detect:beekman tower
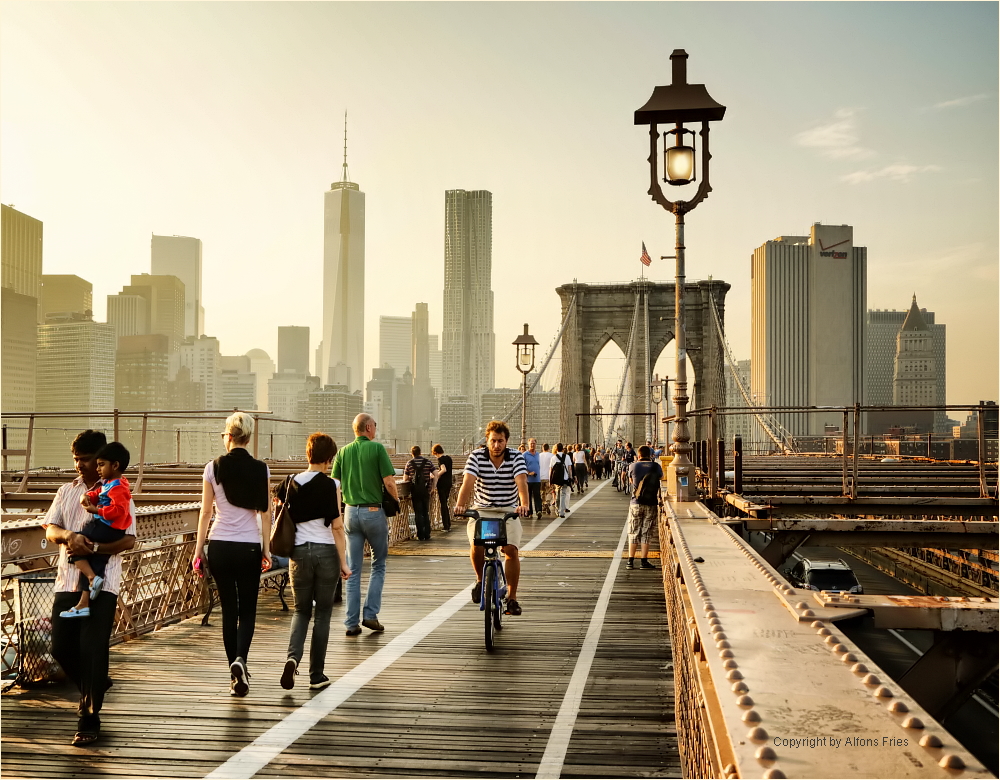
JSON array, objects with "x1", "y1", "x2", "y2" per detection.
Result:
[
  {"x1": 321, "y1": 115, "x2": 365, "y2": 392},
  {"x1": 442, "y1": 189, "x2": 495, "y2": 421}
]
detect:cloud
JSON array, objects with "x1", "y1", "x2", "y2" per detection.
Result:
[
  {"x1": 840, "y1": 164, "x2": 941, "y2": 185},
  {"x1": 930, "y1": 94, "x2": 990, "y2": 110},
  {"x1": 794, "y1": 109, "x2": 874, "y2": 160}
]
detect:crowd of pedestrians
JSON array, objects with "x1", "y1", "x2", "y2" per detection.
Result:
[{"x1": 40, "y1": 416, "x2": 667, "y2": 746}]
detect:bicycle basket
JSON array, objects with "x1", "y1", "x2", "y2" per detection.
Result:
[{"x1": 473, "y1": 518, "x2": 507, "y2": 546}]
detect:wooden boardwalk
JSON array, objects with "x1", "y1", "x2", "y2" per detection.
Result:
[{"x1": 1, "y1": 480, "x2": 678, "y2": 779}]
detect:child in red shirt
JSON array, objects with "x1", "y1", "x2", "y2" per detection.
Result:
[{"x1": 60, "y1": 442, "x2": 133, "y2": 618}]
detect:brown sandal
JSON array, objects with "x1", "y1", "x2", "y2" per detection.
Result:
[{"x1": 72, "y1": 730, "x2": 99, "y2": 747}]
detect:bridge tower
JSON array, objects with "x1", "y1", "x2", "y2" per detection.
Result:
[{"x1": 556, "y1": 279, "x2": 729, "y2": 445}]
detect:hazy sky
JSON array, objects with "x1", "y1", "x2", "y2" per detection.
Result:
[{"x1": 3, "y1": 2, "x2": 997, "y2": 407}]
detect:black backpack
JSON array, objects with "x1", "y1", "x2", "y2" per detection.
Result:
[
  {"x1": 633, "y1": 466, "x2": 661, "y2": 506},
  {"x1": 550, "y1": 454, "x2": 567, "y2": 486},
  {"x1": 411, "y1": 457, "x2": 429, "y2": 491}
]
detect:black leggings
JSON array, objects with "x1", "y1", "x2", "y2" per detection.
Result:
[{"x1": 207, "y1": 540, "x2": 261, "y2": 665}]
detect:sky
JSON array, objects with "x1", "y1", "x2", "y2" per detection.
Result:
[{"x1": 2, "y1": 1, "x2": 997, "y2": 409}]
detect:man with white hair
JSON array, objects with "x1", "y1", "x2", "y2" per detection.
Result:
[{"x1": 333, "y1": 413, "x2": 399, "y2": 636}]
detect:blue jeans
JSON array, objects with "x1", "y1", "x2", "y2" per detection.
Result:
[
  {"x1": 344, "y1": 506, "x2": 389, "y2": 629},
  {"x1": 287, "y1": 542, "x2": 340, "y2": 682}
]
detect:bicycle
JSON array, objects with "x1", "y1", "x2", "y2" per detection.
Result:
[{"x1": 461, "y1": 508, "x2": 518, "y2": 651}]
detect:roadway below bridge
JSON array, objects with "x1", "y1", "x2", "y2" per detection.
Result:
[{"x1": 2, "y1": 479, "x2": 681, "y2": 779}]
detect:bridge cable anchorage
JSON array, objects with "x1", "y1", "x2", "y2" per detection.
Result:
[
  {"x1": 708, "y1": 288, "x2": 796, "y2": 453},
  {"x1": 464, "y1": 293, "x2": 577, "y2": 448},
  {"x1": 606, "y1": 290, "x2": 642, "y2": 444}
]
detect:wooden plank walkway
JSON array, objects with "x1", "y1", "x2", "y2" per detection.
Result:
[{"x1": 1, "y1": 479, "x2": 678, "y2": 779}]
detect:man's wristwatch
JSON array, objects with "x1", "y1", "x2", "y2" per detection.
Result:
[{"x1": 93, "y1": 543, "x2": 101, "y2": 554}]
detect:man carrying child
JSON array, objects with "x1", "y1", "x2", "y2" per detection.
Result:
[
  {"x1": 44, "y1": 430, "x2": 137, "y2": 747},
  {"x1": 59, "y1": 441, "x2": 133, "y2": 618}
]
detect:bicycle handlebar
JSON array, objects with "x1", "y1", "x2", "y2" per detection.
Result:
[{"x1": 459, "y1": 509, "x2": 520, "y2": 522}]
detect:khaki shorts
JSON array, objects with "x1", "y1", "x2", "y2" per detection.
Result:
[{"x1": 467, "y1": 515, "x2": 523, "y2": 550}]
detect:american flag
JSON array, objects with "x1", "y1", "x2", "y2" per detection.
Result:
[{"x1": 640, "y1": 242, "x2": 652, "y2": 267}]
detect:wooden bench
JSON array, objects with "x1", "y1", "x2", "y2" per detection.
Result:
[{"x1": 201, "y1": 566, "x2": 289, "y2": 626}]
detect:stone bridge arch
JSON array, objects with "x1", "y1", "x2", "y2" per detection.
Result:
[{"x1": 556, "y1": 280, "x2": 730, "y2": 445}]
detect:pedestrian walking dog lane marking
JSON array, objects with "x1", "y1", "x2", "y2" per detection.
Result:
[{"x1": 205, "y1": 481, "x2": 610, "y2": 779}]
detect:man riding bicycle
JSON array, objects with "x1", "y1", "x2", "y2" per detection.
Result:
[{"x1": 455, "y1": 420, "x2": 531, "y2": 616}]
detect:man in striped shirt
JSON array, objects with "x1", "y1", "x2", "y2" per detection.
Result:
[{"x1": 455, "y1": 420, "x2": 530, "y2": 616}]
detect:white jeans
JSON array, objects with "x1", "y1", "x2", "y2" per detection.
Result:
[{"x1": 558, "y1": 485, "x2": 571, "y2": 516}]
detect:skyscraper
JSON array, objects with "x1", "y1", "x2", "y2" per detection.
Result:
[
  {"x1": 321, "y1": 117, "x2": 365, "y2": 392},
  {"x1": 35, "y1": 314, "x2": 115, "y2": 467},
  {"x1": 379, "y1": 316, "x2": 412, "y2": 378},
  {"x1": 278, "y1": 326, "x2": 310, "y2": 374},
  {"x1": 41, "y1": 274, "x2": 92, "y2": 320},
  {"x1": 893, "y1": 296, "x2": 937, "y2": 406},
  {"x1": 867, "y1": 301, "x2": 946, "y2": 432},
  {"x1": 442, "y1": 189, "x2": 494, "y2": 419},
  {"x1": 151, "y1": 235, "x2": 203, "y2": 338},
  {"x1": 1, "y1": 204, "x2": 43, "y2": 318},
  {"x1": 111, "y1": 274, "x2": 186, "y2": 350},
  {"x1": 750, "y1": 223, "x2": 866, "y2": 437}
]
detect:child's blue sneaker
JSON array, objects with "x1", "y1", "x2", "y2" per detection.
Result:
[
  {"x1": 89, "y1": 576, "x2": 104, "y2": 600},
  {"x1": 60, "y1": 606, "x2": 90, "y2": 619}
]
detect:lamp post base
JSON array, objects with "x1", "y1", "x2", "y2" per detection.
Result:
[{"x1": 666, "y1": 454, "x2": 696, "y2": 502}]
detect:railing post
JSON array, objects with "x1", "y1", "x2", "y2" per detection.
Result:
[
  {"x1": 927, "y1": 432, "x2": 933, "y2": 459},
  {"x1": 135, "y1": 414, "x2": 148, "y2": 495},
  {"x1": 708, "y1": 407, "x2": 718, "y2": 501},
  {"x1": 253, "y1": 415, "x2": 260, "y2": 458},
  {"x1": 852, "y1": 403, "x2": 860, "y2": 500},
  {"x1": 113, "y1": 408, "x2": 120, "y2": 442},
  {"x1": 16, "y1": 415, "x2": 35, "y2": 493},
  {"x1": 176, "y1": 428, "x2": 181, "y2": 463},
  {"x1": 841, "y1": 409, "x2": 850, "y2": 497},
  {"x1": 978, "y1": 404, "x2": 988, "y2": 498},
  {"x1": 717, "y1": 438, "x2": 725, "y2": 492},
  {"x1": 733, "y1": 435, "x2": 743, "y2": 494}
]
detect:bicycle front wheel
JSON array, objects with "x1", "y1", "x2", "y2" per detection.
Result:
[{"x1": 483, "y1": 565, "x2": 496, "y2": 651}]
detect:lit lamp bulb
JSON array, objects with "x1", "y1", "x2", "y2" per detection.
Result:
[
  {"x1": 664, "y1": 127, "x2": 696, "y2": 186},
  {"x1": 519, "y1": 348, "x2": 532, "y2": 366}
]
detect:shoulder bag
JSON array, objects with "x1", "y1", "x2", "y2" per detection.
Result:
[{"x1": 270, "y1": 476, "x2": 297, "y2": 557}]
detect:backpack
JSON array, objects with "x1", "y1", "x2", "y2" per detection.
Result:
[
  {"x1": 633, "y1": 465, "x2": 661, "y2": 506},
  {"x1": 411, "y1": 457, "x2": 429, "y2": 492},
  {"x1": 550, "y1": 454, "x2": 567, "y2": 486}
]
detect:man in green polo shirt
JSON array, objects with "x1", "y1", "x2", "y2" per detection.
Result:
[{"x1": 333, "y1": 413, "x2": 399, "y2": 636}]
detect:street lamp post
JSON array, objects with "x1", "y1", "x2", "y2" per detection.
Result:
[
  {"x1": 594, "y1": 399, "x2": 604, "y2": 448},
  {"x1": 634, "y1": 49, "x2": 726, "y2": 502},
  {"x1": 513, "y1": 324, "x2": 538, "y2": 448},
  {"x1": 650, "y1": 373, "x2": 663, "y2": 449}
]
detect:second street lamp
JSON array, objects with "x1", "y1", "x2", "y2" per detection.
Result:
[
  {"x1": 634, "y1": 49, "x2": 726, "y2": 502},
  {"x1": 513, "y1": 324, "x2": 538, "y2": 448}
]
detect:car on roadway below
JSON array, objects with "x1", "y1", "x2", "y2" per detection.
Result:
[{"x1": 787, "y1": 558, "x2": 864, "y2": 594}]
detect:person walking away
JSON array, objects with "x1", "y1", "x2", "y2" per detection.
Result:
[
  {"x1": 550, "y1": 443, "x2": 573, "y2": 518},
  {"x1": 45, "y1": 430, "x2": 137, "y2": 746},
  {"x1": 60, "y1": 442, "x2": 133, "y2": 618},
  {"x1": 333, "y1": 413, "x2": 399, "y2": 636},
  {"x1": 523, "y1": 438, "x2": 543, "y2": 519},
  {"x1": 275, "y1": 433, "x2": 351, "y2": 691},
  {"x1": 538, "y1": 443, "x2": 554, "y2": 516},
  {"x1": 404, "y1": 445, "x2": 435, "y2": 541},
  {"x1": 626, "y1": 445, "x2": 663, "y2": 570},
  {"x1": 193, "y1": 411, "x2": 272, "y2": 697},
  {"x1": 431, "y1": 444, "x2": 453, "y2": 531},
  {"x1": 454, "y1": 420, "x2": 531, "y2": 615},
  {"x1": 572, "y1": 443, "x2": 588, "y2": 494}
]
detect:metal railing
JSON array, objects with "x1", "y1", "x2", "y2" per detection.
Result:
[{"x1": 1, "y1": 409, "x2": 302, "y2": 491}]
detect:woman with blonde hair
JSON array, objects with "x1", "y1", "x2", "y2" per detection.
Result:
[
  {"x1": 274, "y1": 433, "x2": 351, "y2": 691},
  {"x1": 192, "y1": 412, "x2": 271, "y2": 697}
]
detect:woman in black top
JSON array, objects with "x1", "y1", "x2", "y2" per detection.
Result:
[
  {"x1": 431, "y1": 444, "x2": 453, "y2": 532},
  {"x1": 273, "y1": 433, "x2": 351, "y2": 691}
]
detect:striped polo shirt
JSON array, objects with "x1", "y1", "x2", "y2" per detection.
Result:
[{"x1": 464, "y1": 447, "x2": 527, "y2": 507}]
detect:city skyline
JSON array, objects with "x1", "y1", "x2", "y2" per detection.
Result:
[{"x1": 1, "y1": 2, "x2": 996, "y2": 405}]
